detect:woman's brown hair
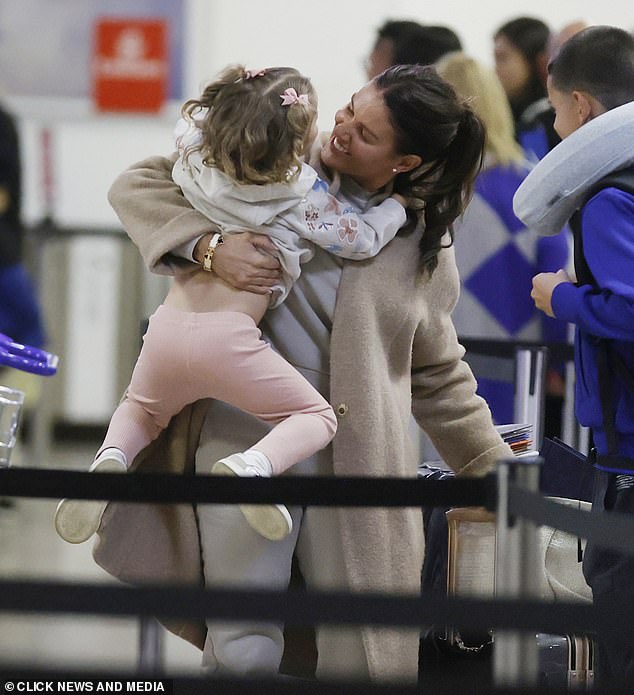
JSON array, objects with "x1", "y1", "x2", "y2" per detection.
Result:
[{"x1": 375, "y1": 64, "x2": 486, "y2": 274}]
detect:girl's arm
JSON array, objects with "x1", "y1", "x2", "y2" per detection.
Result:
[
  {"x1": 108, "y1": 155, "x2": 281, "y2": 292},
  {"x1": 282, "y1": 178, "x2": 407, "y2": 259}
]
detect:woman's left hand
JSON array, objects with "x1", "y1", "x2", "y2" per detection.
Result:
[{"x1": 212, "y1": 232, "x2": 282, "y2": 294}]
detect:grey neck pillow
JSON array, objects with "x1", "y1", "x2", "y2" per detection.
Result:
[{"x1": 513, "y1": 101, "x2": 634, "y2": 235}]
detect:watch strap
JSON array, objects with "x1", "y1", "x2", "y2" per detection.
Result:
[{"x1": 202, "y1": 232, "x2": 224, "y2": 272}]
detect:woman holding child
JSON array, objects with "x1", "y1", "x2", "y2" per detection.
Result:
[{"x1": 94, "y1": 64, "x2": 512, "y2": 682}]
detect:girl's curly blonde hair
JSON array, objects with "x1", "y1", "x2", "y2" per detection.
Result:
[{"x1": 181, "y1": 65, "x2": 317, "y2": 185}]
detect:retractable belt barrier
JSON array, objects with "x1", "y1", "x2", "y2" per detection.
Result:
[
  {"x1": 3, "y1": 468, "x2": 634, "y2": 616},
  {"x1": 4, "y1": 462, "x2": 634, "y2": 691},
  {"x1": 460, "y1": 337, "x2": 575, "y2": 363},
  {"x1": 0, "y1": 579, "x2": 604, "y2": 635},
  {"x1": 0, "y1": 467, "x2": 494, "y2": 507},
  {"x1": 1, "y1": 479, "x2": 634, "y2": 636},
  {"x1": 509, "y1": 485, "x2": 634, "y2": 554},
  {"x1": 3, "y1": 468, "x2": 634, "y2": 555}
]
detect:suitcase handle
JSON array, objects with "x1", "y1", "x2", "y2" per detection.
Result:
[{"x1": 0, "y1": 332, "x2": 59, "y2": 376}]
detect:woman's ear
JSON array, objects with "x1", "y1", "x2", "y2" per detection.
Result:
[{"x1": 395, "y1": 154, "x2": 422, "y2": 174}]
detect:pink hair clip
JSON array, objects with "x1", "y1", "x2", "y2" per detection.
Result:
[
  {"x1": 280, "y1": 87, "x2": 310, "y2": 106},
  {"x1": 244, "y1": 69, "x2": 266, "y2": 80}
]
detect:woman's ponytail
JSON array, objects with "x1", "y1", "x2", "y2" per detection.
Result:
[
  {"x1": 376, "y1": 65, "x2": 487, "y2": 274},
  {"x1": 419, "y1": 105, "x2": 485, "y2": 271}
]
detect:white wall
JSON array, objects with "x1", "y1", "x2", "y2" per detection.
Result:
[{"x1": 9, "y1": 0, "x2": 633, "y2": 226}]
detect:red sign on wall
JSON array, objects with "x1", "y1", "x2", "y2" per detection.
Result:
[{"x1": 93, "y1": 18, "x2": 168, "y2": 113}]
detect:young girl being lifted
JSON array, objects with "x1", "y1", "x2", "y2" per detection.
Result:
[{"x1": 55, "y1": 65, "x2": 407, "y2": 543}]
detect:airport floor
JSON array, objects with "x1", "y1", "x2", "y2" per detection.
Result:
[{"x1": 0, "y1": 434, "x2": 202, "y2": 676}]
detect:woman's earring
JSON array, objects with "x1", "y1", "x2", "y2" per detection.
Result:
[{"x1": 392, "y1": 168, "x2": 398, "y2": 173}]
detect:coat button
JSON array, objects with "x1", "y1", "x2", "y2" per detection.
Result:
[{"x1": 336, "y1": 403, "x2": 349, "y2": 416}]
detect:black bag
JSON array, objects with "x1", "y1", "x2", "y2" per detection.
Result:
[
  {"x1": 418, "y1": 460, "x2": 593, "y2": 685},
  {"x1": 419, "y1": 465, "x2": 493, "y2": 682},
  {"x1": 539, "y1": 436, "x2": 593, "y2": 502}
]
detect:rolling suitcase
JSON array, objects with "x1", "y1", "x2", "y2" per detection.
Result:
[
  {"x1": 440, "y1": 504, "x2": 594, "y2": 689},
  {"x1": 420, "y1": 344, "x2": 595, "y2": 687}
]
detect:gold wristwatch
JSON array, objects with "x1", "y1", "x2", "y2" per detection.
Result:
[{"x1": 202, "y1": 232, "x2": 224, "y2": 272}]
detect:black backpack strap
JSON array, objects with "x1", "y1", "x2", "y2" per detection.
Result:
[
  {"x1": 592, "y1": 167, "x2": 634, "y2": 197},
  {"x1": 596, "y1": 340, "x2": 617, "y2": 455},
  {"x1": 573, "y1": 168, "x2": 634, "y2": 473},
  {"x1": 571, "y1": 166, "x2": 634, "y2": 287}
]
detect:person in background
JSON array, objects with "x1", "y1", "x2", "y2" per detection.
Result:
[
  {"x1": 548, "y1": 19, "x2": 592, "y2": 60},
  {"x1": 365, "y1": 19, "x2": 462, "y2": 79},
  {"x1": 522, "y1": 26, "x2": 634, "y2": 684},
  {"x1": 94, "y1": 64, "x2": 512, "y2": 683},
  {"x1": 493, "y1": 16, "x2": 558, "y2": 161},
  {"x1": 436, "y1": 51, "x2": 569, "y2": 425},
  {"x1": 0, "y1": 100, "x2": 45, "y2": 350},
  {"x1": 493, "y1": 17, "x2": 574, "y2": 437}
]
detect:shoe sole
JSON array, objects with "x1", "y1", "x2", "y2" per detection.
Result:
[
  {"x1": 212, "y1": 460, "x2": 293, "y2": 541},
  {"x1": 54, "y1": 498, "x2": 108, "y2": 544},
  {"x1": 54, "y1": 457, "x2": 126, "y2": 544}
]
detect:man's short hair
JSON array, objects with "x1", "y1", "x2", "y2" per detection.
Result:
[{"x1": 548, "y1": 25, "x2": 634, "y2": 110}]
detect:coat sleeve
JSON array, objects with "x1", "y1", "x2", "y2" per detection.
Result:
[
  {"x1": 108, "y1": 155, "x2": 216, "y2": 275},
  {"x1": 410, "y1": 247, "x2": 513, "y2": 475}
]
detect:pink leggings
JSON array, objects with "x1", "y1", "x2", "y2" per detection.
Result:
[{"x1": 100, "y1": 305, "x2": 337, "y2": 475}]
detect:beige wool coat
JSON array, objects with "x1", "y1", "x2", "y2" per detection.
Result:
[{"x1": 94, "y1": 154, "x2": 512, "y2": 682}]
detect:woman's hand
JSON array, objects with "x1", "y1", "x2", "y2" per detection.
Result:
[{"x1": 196, "y1": 232, "x2": 282, "y2": 294}]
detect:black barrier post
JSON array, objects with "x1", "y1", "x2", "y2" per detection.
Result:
[{"x1": 494, "y1": 456, "x2": 543, "y2": 687}]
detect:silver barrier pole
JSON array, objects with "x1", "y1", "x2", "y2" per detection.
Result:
[
  {"x1": 493, "y1": 457, "x2": 542, "y2": 688},
  {"x1": 514, "y1": 347, "x2": 548, "y2": 450},
  {"x1": 561, "y1": 358, "x2": 577, "y2": 448},
  {"x1": 138, "y1": 616, "x2": 164, "y2": 674}
]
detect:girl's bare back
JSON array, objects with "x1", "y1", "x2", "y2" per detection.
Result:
[{"x1": 164, "y1": 270, "x2": 269, "y2": 324}]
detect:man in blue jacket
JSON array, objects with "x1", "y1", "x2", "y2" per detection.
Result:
[{"x1": 528, "y1": 26, "x2": 634, "y2": 684}]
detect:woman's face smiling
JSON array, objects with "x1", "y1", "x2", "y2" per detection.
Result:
[{"x1": 321, "y1": 82, "x2": 415, "y2": 192}]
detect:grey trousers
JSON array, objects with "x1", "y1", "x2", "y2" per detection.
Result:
[{"x1": 194, "y1": 398, "x2": 369, "y2": 680}]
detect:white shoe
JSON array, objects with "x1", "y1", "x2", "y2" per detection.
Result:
[
  {"x1": 54, "y1": 449, "x2": 127, "y2": 544},
  {"x1": 211, "y1": 453, "x2": 293, "y2": 541}
]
